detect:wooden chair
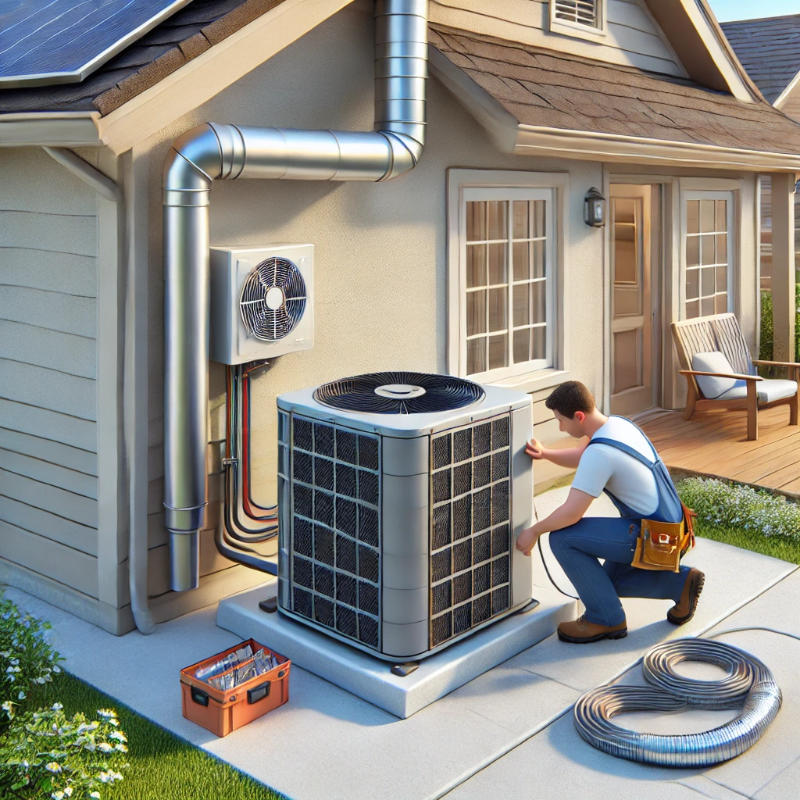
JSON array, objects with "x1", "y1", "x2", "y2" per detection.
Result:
[{"x1": 670, "y1": 313, "x2": 799, "y2": 440}]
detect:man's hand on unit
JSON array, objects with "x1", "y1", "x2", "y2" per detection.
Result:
[
  {"x1": 525, "y1": 438, "x2": 547, "y2": 460},
  {"x1": 515, "y1": 526, "x2": 540, "y2": 556}
]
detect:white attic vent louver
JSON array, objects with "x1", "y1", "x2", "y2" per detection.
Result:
[
  {"x1": 210, "y1": 244, "x2": 314, "y2": 364},
  {"x1": 553, "y1": 0, "x2": 600, "y2": 28}
]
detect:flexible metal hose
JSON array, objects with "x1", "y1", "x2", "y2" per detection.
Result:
[{"x1": 573, "y1": 638, "x2": 781, "y2": 767}]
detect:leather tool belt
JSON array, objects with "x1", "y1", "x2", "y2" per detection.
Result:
[{"x1": 631, "y1": 502, "x2": 696, "y2": 573}]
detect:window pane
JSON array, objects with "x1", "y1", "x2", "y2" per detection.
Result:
[
  {"x1": 467, "y1": 244, "x2": 486, "y2": 288},
  {"x1": 532, "y1": 240, "x2": 546, "y2": 279},
  {"x1": 488, "y1": 334, "x2": 507, "y2": 369},
  {"x1": 701, "y1": 296, "x2": 715, "y2": 316},
  {"x1": 716, "y1": 234, "x2": 727, "y2": 263},
  {"x1": 686, "y1": 236, "x2": 700, "y2": 267},
  {"x1": 700, "y1": 200, "x2": 715, "y2": 232},
  {"x1": 512, "y1": 201, "x2": 530, "y2": 239},
  {"x1": 467, "y1": 290, "x2": 487, "y2": 336},
  {"x1": 701, "y1": 267, "x2": 715, "y2": 296},
  {"x1": 700, "y1": 234, "x2": 716, "y2": 265},
  {"x1": 467, "y1": 201, "x2": 486, "y2": 241},
  {"x1": 532, "y1": 326, "x2": 546, "y2": 360},
  {"x1": 487, "y1": 201, "x2": 507, "y2": 240},
  {"x1": 533, "y1": 201, "x2": 546, "y2": 237},
  {"x1": 715, "y1": 294, "x2": 728, "y2": 314},
  {"x1": 686, "y1": 299, "x2": 699, "y2": 319},
  {"x1": 532, "y1": 280, "x2": 546, "y2": 323},
  {"x1": 488, "y1": 287, "x2": 507, "y2": 332},
  {"x1": 513, "y1": 241, "x2": 530, "y2": 281},
  {"x1": 687, "y1": 200, "x2": 699, "y2": 235},
  {"x1": 715, "y1": 266, "x2": 727, "y2": 294},
  {"x1": 488, "y1": 243, "x2": 507, "y2": 285},
  {"x1": 513, "y1": 284, "x2": 530, "y2": 325},
  {"x1": 686, "y1": 268, "x2": 699, "y2": 300},
  {"x1": 513, "y1": 329, "x2": 530, "y2": 363},
  {"x1": 715, "y1": 199, "x2": 727, "y2": 231},
  {"x1": 467, "y1": 338, "x2": 486, "y2": 374}
]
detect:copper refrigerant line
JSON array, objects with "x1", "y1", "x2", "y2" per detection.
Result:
[{"x1": 216, "y1": 362, "x2": 279, "y2": 575}]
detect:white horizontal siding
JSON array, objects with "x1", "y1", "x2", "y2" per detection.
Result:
[
  {"x1": 429, "y1": 0, "x2": 684, "y2": 77},
  {"x1": 0, "y1": 147, "x2": 100, "y2": 604}
]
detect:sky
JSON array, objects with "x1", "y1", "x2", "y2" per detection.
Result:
[{"x1": 707, "y1": 0, "x2": 800, "y2": 22}]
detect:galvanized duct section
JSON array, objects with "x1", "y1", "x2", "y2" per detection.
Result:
[
  {"x1": 163, "y1": 0, "x2": 428, "y2": 591},
  {"x1": 573, "y1": 638, "x2": 781, "y2": 767}
]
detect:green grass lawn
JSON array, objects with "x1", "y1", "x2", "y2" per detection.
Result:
[
  {"x1": 695, "y1": 518, "x2": 800, "y2": 564},
  {"x1": 25, "y1": 672, "x2": 284, "y2": 800}
]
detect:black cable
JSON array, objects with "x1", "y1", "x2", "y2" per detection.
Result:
[{"x1": 532, "y1": 499, "x2": 579, "y2": 600}]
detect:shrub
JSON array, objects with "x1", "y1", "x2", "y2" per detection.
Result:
[
  {"x1": 0, "y1": 592, "x2": 129, "y2": 799},
  {"x1": 760, "y1": 289, "x2": 773, "y2": 361},
  {"x1": 0, "y1": 592, "x2": 63, "y2": 730},
  {"x1": 677, "y1": 477, "x2": 800, "y2": 541}
]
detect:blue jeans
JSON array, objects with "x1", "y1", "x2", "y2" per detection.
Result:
[{"x1": 549, "y1": 517, "x2": 690, "y2": 627}]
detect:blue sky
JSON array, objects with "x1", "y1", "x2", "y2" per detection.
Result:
[{"x1": 707, "y1": 0, "x2": 800, "y2": 22}]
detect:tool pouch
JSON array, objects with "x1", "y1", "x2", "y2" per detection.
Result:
[{"x1": 631, "y1": 502, "x2": 696, "y2": 573}]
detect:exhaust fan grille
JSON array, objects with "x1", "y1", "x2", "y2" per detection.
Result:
[
  {"x1": 314, "y1": 371, "x2": 484, "y2": 414},
  {"x1": 429, "y1": 414, "x2": 512, "y2": 648},
  {"x1": 240, "y1": 256, "x2": 307, "y2": 341},
  {"x1": 288, "y1": 414, "x2": 382, "y2": 650}
]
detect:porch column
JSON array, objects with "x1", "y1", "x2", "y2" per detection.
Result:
[{"x1": 770, "y1": 172, "x2": 796, "y2": 362}]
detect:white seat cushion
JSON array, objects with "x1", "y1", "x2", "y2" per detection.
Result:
[
  {"x1": 691, "y1": 351, "x2": 745, "y2": 398},
  {"x1": 719, "y1": 379, "x2": 798, "y2": 404}
]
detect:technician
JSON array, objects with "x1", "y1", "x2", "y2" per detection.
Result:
[{"x1": 515, "y1": 380, "x2": 704, "y2": 644}]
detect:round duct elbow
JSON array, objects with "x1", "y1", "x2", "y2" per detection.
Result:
[{"x1": 378, "y1": 130, "x2": 424, "y2": 181}]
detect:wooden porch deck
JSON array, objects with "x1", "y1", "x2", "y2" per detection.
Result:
[{"x1": 638, "y1": 405, "x2": 800, "y2": 499}]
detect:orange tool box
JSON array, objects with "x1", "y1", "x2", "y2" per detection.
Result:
[{"x1": 180, "y1": 638, "x2": 291, "y2": 737}]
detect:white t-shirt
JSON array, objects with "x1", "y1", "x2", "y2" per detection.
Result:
[{"x1": 571, "y1": 416, "x2": 659, "y2": 516}]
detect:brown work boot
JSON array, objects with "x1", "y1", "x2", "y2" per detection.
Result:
[
  {"x1": 557, "y1": 615, "x2": 627, "y2": 643},
  {"x1": 667, "y1": 568, "x2": 705, "y2": 625}
]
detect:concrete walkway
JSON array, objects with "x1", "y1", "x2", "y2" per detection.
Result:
[{"x1": 5, "y1": 488, "x2": 800, "y2": 800}]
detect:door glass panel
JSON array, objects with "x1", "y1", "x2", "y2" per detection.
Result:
[
  {"x1": 467, "y1": 201, "x2": 486, "y2": 240},
  {"x1": 488, "y1": 334, "x2": 507, "y2": 369},
  {"x1": 467, "y1": 338, "x2": 486, "y2": 374},
  {"x1": 487, "y1": 201, "x2": 507, "y2": 240},
  {"x1": 512, "y1": 241, "x2": 530, "y2": 281},
  {"x1": 467, "y1": 244, "x2": 486, "y2": 288},
  {"x1": 467, "y1": 290, "x2": 487, "y2": 336},
  {"x1": 513, "y1": 329, "x2": 529, "y2": 363}
]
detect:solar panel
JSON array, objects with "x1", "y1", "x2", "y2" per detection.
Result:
[{"x1": 0, "y1": 0, "x2": 194, "y2": 88}]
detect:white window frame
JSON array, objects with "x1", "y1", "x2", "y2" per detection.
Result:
[
  {"x1": 447, "y1": 169, "x2": 568, "y2": 388},
  {"x1": 549, "y1": 0, "x2": 607, "y2": 42},
  {"x1": 679, "y1": 181, "x2": 739, "y2": 320}
]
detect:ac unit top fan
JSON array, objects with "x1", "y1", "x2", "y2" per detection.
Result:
[
  {"x1": 209, "y1": 244, "x2": 314, "y2": 365},
  {"x1": 313, "y1": 371, "x2": 484, "y2": 414},
  {"x1": 240, "y1": 255, "x2": 307, "y2": 342}
]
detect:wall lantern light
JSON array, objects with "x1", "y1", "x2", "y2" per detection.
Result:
[{"x1": 583, "y1": 186, "x2": 606, "y2": 227}]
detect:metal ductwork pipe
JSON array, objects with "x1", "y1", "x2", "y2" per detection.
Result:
[{"x1": 163, "y1": 0, "x2": 428, "y2": 591}]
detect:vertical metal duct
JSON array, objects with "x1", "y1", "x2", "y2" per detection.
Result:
[{"x1": 163, "y1": 0, "x2": 428, "y2": 591}]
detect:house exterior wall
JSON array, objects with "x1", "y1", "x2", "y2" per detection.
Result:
[
  {"x1": 0, "y1": 147, "x2": 101, "y2": 608},
  {"x1": 429, "y1": 0, "x2": 685, "y2": 77}
]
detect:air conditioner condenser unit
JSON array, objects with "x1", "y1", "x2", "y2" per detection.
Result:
[{"x1": 276, "y1": 372, "x2": 534, "y2": 662}]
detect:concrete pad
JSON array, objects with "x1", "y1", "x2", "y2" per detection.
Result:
[{"x1": 217, "y1": 566, "x2": 576, "y2": 717}]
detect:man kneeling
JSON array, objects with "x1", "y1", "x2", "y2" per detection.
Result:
[{"x1": 516, "y1": 381, "x2": 704, "y2": 643}]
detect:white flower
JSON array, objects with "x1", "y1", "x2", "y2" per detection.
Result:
[
  {"x1": 45, "y1": 762, "x2": 62, "y2": 773},
  {"x1": 51, "y1": 702, "x2": 63, "y2": 711},
  {"x1": 1, "y1": 700, "x2": 13, "y2": 713},
  {"x1": 63, "y1": 788, "x2": 73, "y2": 797},
  {"x1": 50, "y1": 791, "x2": 64, "y2": 800},
  {"x1": 97, "y1": 742, "x2": 113, "y2": 752},
  {"x1": 115, "y1": 743, "x2": 128, "y2": 753},
  {"x1": 109, "y1": 731, "x2": 126, "y2": 742},
  {"x1": 98, "y1": 772, "x2": 111, "y2": 783},
  {"x1": 89, "y1": 793, "x2": 101, "y2": 800}
]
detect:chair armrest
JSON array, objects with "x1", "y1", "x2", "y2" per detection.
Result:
[
  {"x1": 678, "y1": 369, "x2": 762, "y2": 382},
  {"x1": 752, "y1": 359, "x2": 800, "y2": 369}
]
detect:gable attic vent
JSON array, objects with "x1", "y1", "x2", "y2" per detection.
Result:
[{"x1": 553, "y1": 0, "x2": 601, "y2": 29}]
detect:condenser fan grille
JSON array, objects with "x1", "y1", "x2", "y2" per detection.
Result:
[
  {"x1": 314, "y1": 371, "x2": 485, "y2": 414},
  {"x1": 240, "y1": 256, "x2": 307, "y2": 341}
]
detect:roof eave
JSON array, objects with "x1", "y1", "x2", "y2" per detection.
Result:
[
  {"x1": 514, "y1": 125, "x2": 800, "y2": 172},
  {"x1": 0, "y1": 112, "x2": 101, "y2": 147}
]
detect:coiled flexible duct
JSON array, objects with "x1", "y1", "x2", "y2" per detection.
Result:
[{"x1": 573, "y1": 638, "x2": 781, "y2": 767}]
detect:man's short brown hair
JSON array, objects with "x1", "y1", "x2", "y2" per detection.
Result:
[{"x1": 545, "y1": 381, "x2": 596, "y2": 418}]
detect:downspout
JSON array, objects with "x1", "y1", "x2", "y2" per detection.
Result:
[
  {"x1": 163, "y1": 0, "x2": 428, "y2": 591},
  {"x1": 42, "y1": 147, "x2": 155, "y2": 633}
]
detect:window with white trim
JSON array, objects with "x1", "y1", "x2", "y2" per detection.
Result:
[
  {"x1": 448, "y1": 173, "x2": 561, "y2": 382},
  {"x1": 550, "y1": 0, "x2": 606, "y2": 39},
  {"x1": 682, "y1": 191, "x2": 734, "y2": 319}
]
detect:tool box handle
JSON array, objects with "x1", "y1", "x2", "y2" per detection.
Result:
[
  {"x1": 191, "y1": 687, "x2": 209, "y2": 707},
  {"x1": 247, "y1": 681, "x2": 270, "y2": 705}
]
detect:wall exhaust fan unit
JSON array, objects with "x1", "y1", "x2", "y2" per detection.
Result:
[
  {"x1": 276, "y1": 372, "x2": 534, "y2": 662},
  {"x1": 210, "y1": 244, "x2": 313, "y2": 364}
]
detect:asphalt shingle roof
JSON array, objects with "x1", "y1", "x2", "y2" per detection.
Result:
[
  {"x1": 430, "y1": 24, "x2": 800, "y2": 155},
  {"x1": 721, "y1": 14, "x2": 800, "y2": 104}
]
